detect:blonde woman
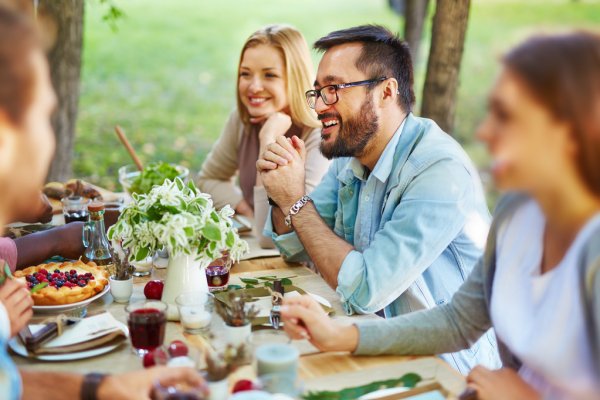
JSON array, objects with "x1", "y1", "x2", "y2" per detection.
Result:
[{"x1": 197, "y1": 25, "x2": 330, "y2": 248}]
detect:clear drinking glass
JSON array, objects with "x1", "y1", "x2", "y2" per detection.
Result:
[
  {"x1": 205, "y1": 252, "x2": 232, "y2": 292},
  {"x1": 61, "y1": 196, "x2": 90, "y2": 223},
  {"x1": 257, "y1": 373, "x2": 303, "y2": 397}
]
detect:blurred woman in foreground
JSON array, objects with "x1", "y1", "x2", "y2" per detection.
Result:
[
  {"x1": 281, "y1": 32, "x2": 600, "y2": 400},
  {"x1": 0, "y1": 6, "x2": 203, "y2": 399}
]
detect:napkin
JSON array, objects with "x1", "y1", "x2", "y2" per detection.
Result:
[{"x1": 26, "y1": 312, "x2": 127, "y2": 355}]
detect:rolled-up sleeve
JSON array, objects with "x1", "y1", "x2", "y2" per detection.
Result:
[
  {"x1": 336, "y1": 159, "x2": 479, "y2": 315},
  {"x1": 264, "y1": 160, "x2": 341, "y2": 262}
]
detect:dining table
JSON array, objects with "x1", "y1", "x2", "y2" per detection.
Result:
[{"x1": 12, "y1": 230, "x2": 467, "y2": 399}]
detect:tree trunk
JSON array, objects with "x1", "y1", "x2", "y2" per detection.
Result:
[
  {"x1": 40, "y1": 0, "x2": 84, "y2": 182},
  {"x1": 403, "y1": 0, "x2": 430, "y2": 63},
  {"x1": 421, "y1": 0, "x2": 470, "y2": 135}
]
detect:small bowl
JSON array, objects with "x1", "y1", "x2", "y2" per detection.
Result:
[{"x1": 118, "y1": 164, "x2": 189, "y2": 196}]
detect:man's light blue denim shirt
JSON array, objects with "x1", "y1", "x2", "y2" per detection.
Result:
[{"x1": 265, "y1": 114, "x2": 500, "y2": 372}]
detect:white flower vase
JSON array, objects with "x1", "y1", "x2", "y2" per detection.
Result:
[{"x1": 161, "y1": 252, "x2": 210, "y2": 321}]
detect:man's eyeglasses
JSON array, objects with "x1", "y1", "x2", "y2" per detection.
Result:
[{"x1": 305, "y1": 77, "x2": 387, "y2": 109}]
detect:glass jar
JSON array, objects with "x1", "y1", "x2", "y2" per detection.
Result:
[{"x1": 82, "y1": 202, "x2": 113, "y2": 266}]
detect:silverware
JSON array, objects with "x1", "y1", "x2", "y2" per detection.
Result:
[
  {"x1": 269, "y1": 280, "x2": 284, "y2": 330},
  {"x1": 19, "y1": 316, "x2": 83, "y2": 352}
]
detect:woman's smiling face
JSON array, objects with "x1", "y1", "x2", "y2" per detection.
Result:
[{"x1": 238, "y1": 44, "x2": 289, "y2": 121}]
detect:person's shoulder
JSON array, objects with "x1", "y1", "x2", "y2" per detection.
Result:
[
  {"x1": 408, "y1": 116, "x2": 468, "y2": 158},
  {"x1": 225, "y1": 108, "x2": 244, "y2": 127},
  {"x1": 220, "y1": 108, "x2": 246, "y2": 140},
  {"x1": 579, "y1": 216, "x2": 600, "y2": 274}
]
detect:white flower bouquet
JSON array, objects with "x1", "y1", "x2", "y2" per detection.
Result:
[{"x1": 108, "y1": 178, "x2": 248, "y2": 262}]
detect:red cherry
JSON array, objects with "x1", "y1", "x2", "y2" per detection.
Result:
[
  {"x1": 167, "y1": 340, "x2": 188, "y2": 357},
  {"x1": 142, "y1": 352, "x2": 155, "y2": 368},
  {"x1": 232, "y1": 379, "x2": 255, "y2": 393},
  {"x1": 143, "y1": 280, "x2": 164, "y2": 300}
]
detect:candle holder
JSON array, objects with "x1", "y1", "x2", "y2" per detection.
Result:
[{"x1": 175, "y1": 292, "x2": 213, "y2": 334}]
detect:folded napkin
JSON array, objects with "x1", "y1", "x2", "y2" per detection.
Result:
[{"x1": 25, "y1": 312, "x2": 127, "y2": 355}]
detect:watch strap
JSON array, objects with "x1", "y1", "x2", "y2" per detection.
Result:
[{"x1": 81, "y1": 372, "x2": 108, "y2": 400}]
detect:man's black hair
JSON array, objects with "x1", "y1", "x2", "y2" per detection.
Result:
[{"x1": 314, "y1": 24, "x2": 415, "y2": 112}]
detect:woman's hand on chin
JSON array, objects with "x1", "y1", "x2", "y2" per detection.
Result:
[{"x1": 256, "y1": 112, "x2": 292, "y2": 144}]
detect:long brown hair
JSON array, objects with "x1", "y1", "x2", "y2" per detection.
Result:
[
  {"x1": 503, "y1": 32, "x2": 600, "y2": 195},
  {"x1": 236, "y1": 25, "x2": 319, "y2": 136},
  {"x1": 0, "y1": 6, "x2": 40, "y2": 127}
]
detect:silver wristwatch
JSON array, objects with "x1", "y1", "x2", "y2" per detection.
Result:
[{"x1": 284, "y1": 195, "x2": 312, "y2": 228}]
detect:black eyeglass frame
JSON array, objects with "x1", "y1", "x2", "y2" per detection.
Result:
[{"x1": 305, "y1": 77, "x2": 388, "y2": 109}]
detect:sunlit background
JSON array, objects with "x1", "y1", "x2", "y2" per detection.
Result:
[{"x1": 76, "y1": 0, "x2": 600, "y2": 192}]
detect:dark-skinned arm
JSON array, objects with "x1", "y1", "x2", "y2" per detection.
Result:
[{"x1": 15, "y1": 222, "x2": 84, "y2": 269}]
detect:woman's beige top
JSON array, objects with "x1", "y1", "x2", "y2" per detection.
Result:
[{"x1": 197, "y1": 109, "x2": 330, "y2": 248}]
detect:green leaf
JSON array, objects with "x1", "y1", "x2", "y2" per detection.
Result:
[
  {"x1": 399, "y1": 373, "x2": 421, "y2": 388},
  {"x1": 30, "y1": 282, "x2": 49, "y2": 294},
  {"x1": 239, "y1": 278, "x2": 259, "y2": 284},
  {"x1": 184, "y1": 227, "x2": 194, "y2": 237},
  {"x1": 201, "y1": 222, "x2": 221, "y2": 241},
  {"x1": 257, "y1": 276, "x2": 277, "y2": 281},
  {"x1": 281, "y1": 278, "x2": 293, "y2": 286},
  {"x1": 245, "y1": 284, "x2": 255, "y2": 289},
  {"x1": 227, "y1": 284, "x2": 243, "y2": 291},
  {"x1": 264, "y1": 282, "x2": 273, "y2": 289},
  {"x1": 301, "y1": 373, "x2": 422, "y2": 400},
  {"x1": 135, "y1": 247, "x2": 149, "y2": 261},
  {"x1": 226, "y1": 231, "x2": 235, "y2": 248}
]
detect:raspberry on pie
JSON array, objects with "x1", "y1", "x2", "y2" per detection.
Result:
[{"x1": 15, "y1": 261, "x2": 109, "y2": 306}]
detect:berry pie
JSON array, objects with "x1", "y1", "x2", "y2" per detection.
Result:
[{"x1": 15, "y1": 261, "x2": 109, "y2": 306}]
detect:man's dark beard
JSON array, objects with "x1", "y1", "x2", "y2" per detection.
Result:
[{"x1": 319, "y1": 96, "x2": 379, "y2": 159}]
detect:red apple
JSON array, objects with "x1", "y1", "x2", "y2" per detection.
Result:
[
  {"x1": 168, "y1": 340, "x2": 188, "y2": 358},
  {"x1": 143, "y1": 280, "x2": 164, "y2": 300},
  {"x1": 232, "y1": 379, "x2": 255, "y2": 393}
]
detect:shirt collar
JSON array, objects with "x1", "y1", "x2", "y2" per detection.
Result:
[{"x1": 337, "y1": 118, "x2": 406, "y2": 184}]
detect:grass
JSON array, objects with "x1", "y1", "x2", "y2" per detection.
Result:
[{"x1": 76, "y1": 0, "x2": 600, "y2": 190}]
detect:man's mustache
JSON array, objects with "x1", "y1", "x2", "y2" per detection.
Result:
[{"x1": 317, "y1": 113, "x2": 341, "y2": 121}]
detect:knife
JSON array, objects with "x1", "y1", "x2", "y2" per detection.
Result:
[
  {"x1": 18, "y1": 316, "x2": 83, "y2": 352},
  {"x1": 269, "y1": 280, "x2": 285, "y2": 330}
]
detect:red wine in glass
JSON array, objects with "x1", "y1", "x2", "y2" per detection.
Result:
[
  {"x1": 64, "y1": 210, "x2": 89, "y2": 223},
  {"x1": 127, "y1": 308, "x2": 166, "y2": 354},
  {"x1": 205, "y1": 265, "x2": 230, "y2": 291}
]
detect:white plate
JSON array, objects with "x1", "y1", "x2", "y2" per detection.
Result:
[
  {"x1": 32, "y1": 285, "x2": 110, "y2": 314},
  {"x1": 8, "y1": 337, "x2": 123, "y2": 361}
]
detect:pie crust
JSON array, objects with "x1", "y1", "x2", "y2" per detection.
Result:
[{"x1": 15, "y1": 261, "x2": 109, "y2": 306}]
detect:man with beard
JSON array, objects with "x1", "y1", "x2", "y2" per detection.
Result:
[{"x1": 257, "y1": 25, "x2": 499, "y2": 372}]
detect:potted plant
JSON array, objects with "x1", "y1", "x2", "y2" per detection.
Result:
[
  {"x1": 108, "y1": 178, "x2": 248, "y2": 320},
  {"x1": 108, "y1": 247, "x2": 135, "y2": 303},
  {"x1": 205, "y1": 342, "x2": 249, "y2": 400},
  {"x1": 215, "y1": 292, "x2": 258, "y2": 346}
]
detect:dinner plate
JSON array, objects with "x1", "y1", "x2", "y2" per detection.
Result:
[
  {"x1": 32, "y1": 285, "x2": 110, "y2": 315},
  {"x1": 8, "y1": 337, "x2": 123, "y2": 361}
]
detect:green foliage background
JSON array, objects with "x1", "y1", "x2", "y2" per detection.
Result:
[{"x1": 76, "y1": 0, "x2": 600, "y2": 191}]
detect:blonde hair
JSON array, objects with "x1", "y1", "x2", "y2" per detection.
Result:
[{"x1": 236, "y1": 24, "x2": 320, "y2": 135}]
